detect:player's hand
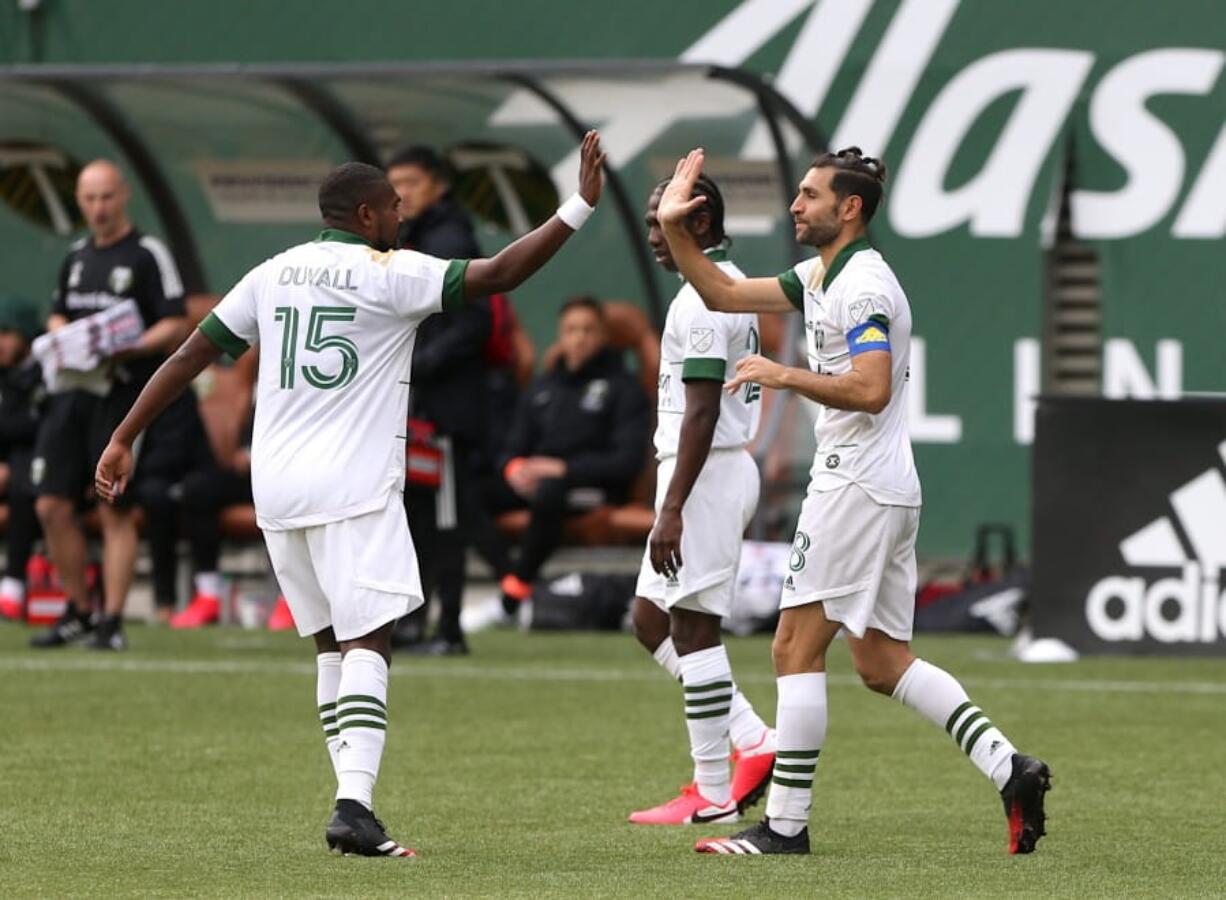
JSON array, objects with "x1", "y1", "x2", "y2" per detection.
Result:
[
  {"x1": 649, "y1": 508, "x2": 684, "y2": 579},
  {"x1": 658, "y1": 149, "x2": 708, "y2": 227},
  {"x1": 725, "y1": 354, "x2": 786, "y2": 394},
  {"x1": 577, "y1": 130, "x2": 607, "y2": 207},
  {"x1": 95, "y1": 440, "x2": 133, "y2": 504}
]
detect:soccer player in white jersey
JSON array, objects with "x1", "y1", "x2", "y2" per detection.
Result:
[
  {"x1": 94, "y1": 132, "x2": 608, "y2": 859},
  {"x1": 656, "y1": 147, "x2": 1051, "y2": 857},
  {"x1": 627, "y1": 176, "x2": 777, "y2": 826}
]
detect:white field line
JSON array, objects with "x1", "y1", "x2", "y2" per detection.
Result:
[{"x1": 1, "y1": 654, "x2": 1224, "y2": 696}]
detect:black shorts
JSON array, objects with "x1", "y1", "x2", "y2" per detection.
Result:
[{"x1": 31, "y1": 385, "x2": 143, "y2": 506}]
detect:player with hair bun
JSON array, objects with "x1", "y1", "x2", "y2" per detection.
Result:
[{"x1": 656, "y1": 146, "x2": 1051, "y2": 857}]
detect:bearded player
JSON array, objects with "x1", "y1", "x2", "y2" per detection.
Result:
[{"x1": 656, "y1": 146, "x2": 1051, "y2": 856}]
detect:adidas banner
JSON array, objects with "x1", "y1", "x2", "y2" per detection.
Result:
[{"x1": 1031, "y1": 397, "x2": 1226, "y2": 656}]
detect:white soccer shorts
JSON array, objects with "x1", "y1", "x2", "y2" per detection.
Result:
[
  {"x1": 262, "y1": 490, "x2": 424, "y2": 641},
  {"x1": 779, "y1": 483, "x2": 920, "y2": 641},
  {"x1": 635, "y1": 448, "x2": 759, "y2": 618}
]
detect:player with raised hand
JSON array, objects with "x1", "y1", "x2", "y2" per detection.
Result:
[
  {"x1": 95, "y1": 131, "x2": 607, "y2": 859},
  {"x1": 656, "y1": 146, "x2": 1051, "y2": 857},
  {"x1": 626, "y1": 175, "x2": 776, "y2": 827}
]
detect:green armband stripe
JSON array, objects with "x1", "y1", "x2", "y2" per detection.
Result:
[
  {"x1": 778, "y1": 270, "x2": 804, "y2": 311},
  {"x1": 681, "y1": 357, "x2": 726, "y2": 382},
  {"x1": 198, "y1": 312, "x2": 249, "y2": 358},
  {"x1": 442, "y1": 259, "x2": 470, "y2": 312}
]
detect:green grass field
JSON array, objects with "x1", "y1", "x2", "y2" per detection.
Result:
[{"x1": 3, "y1": 624, "x2": 1225, "y2": 898}]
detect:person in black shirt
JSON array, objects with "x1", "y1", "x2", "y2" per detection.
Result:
[
  {"x1": 494, "y1": 297, "x2": 650, "y2": 609},
  {"x1": 0, "y1": 294, "x2": 45, "y2": 620},
  {"x1": 30, "y1": 160, "x2": 187, "y2": 651},
  {"x1": 387, "y1": 146, "x2": 507, "y2": 655}
]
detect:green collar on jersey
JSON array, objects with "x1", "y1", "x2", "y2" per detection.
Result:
[
  {"x1": 315, "y1": 228, "x2": 373, "y2": 247},
  {"x1": 678, "y1": 245, "x2": 729, "y2": 282},
  {"x1": 822, "y1": 236, "x2": 873, "y2": 291}
]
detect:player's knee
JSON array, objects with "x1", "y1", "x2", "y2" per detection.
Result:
[
  {"x1": 35, "y1": 495, "x2": 73, "y2": 530},
  {"x1": 631, "y1": 598, "x2": 668, "y2": 652},
  {"x1": 853, "y1": 657, "x2": 897, "y2": 695}
]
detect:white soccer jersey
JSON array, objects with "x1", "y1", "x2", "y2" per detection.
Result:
[
  {"x1": 778, "y1": 238, "x2": 921, "y2": 507},
  {"x1": 654, "y1": 250, "x2": 761, "y2": 459},
  {"x1": 200, "y1": 228, "x2": 467, "y2": 530}
]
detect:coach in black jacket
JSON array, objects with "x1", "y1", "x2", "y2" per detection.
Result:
[
  {"x1": 389, "y1": 146, "x2": 500, "y2": 655},
  {"x1": 495, "y1": 297, "x2": 650, "y2": 608}
]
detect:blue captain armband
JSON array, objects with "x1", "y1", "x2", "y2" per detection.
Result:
[{"x1": 846, "y1": 316, "x2": 891, "y2": 356}]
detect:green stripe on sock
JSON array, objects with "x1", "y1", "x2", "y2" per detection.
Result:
[
  {"x1": 323, "y1": 728, "x2": 339, "y2": 738},
  {"x1": 320, "y1": 715, "x2": 337, "y2": 726},
  {"x1": 337, "y1": 719, "x2": 387, "y2": 732},
  {"x1": 686, "y1": 707, "x2": 731, "y2": 720},
  {"x1": 772, "y1": 776, "x2": 813, "y2": 789},
  {"x1": 685, "y1": 693, "x2": 733, "y2": 708},
  {"x1": 945, "y1": 701, "x2": 974, "y2": 734},
  {"x1": 774, "y1": 763, "x2": 816, "y2": 774},
  {"x1": 337, "y1": 694, "x2": 386, "y2": 710},
  {"x1": 955, "y1": 710, "x2": 985, "y2": 747},
  {"x1": 776, "y1": 749, "x2": 821, "y2": 759},
  {"x1": 964, "y1": 720, "x2": 993, "y2": 755},
  {"x1": 684, "y1": 680, "x2": 733, "y2": 693},
  {"x1": 337, "y1": 706, "x2": 387, "y2": 721},
  {"x1": 318, "y1": 702, "x2": 336, "y2": 712}
]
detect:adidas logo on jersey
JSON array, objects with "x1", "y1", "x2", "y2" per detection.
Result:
[{"x1": 1086, "y1": 440, "x2": 1226, "y2": 643}]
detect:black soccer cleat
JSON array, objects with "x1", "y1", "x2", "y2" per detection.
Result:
[
  {"x1": 325, "y1": 799, "x2": 417, "y2": 858},
  {"x1": 29, "y1": 607, "x2": 95, "y2": 648},
  {"x1": 1000, "y1": 753, "x2": 1051, "y2": 854},
  {"x1": 695, "y1": 818, "x2": 810, "y2": 855},
  {"x1": 88, "y1": 614, "x2": 127, "y2": 652}
]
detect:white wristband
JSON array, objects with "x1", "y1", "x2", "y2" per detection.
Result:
[{"x1": 556, "y1": 192, "x2": 594, "y2": 231}]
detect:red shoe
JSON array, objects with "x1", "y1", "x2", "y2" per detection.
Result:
[
  {"x1": 628, "y1": 783, "x2": 738, "y2": 825},
  {"x1": 169, "y1": 593, "x2": 222, "y2": 629},
  {"x1": 267, "y1": 596, "x2": 296, "y2": 631},
  {"x1": 0, "y1": 594, "x2": 22, "y2": 621},
  {"x1": 730, "y1": 730, "x2": 777, "y2": 813}
]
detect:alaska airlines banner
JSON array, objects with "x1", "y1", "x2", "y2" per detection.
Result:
[
  {"x1": 3, "y1": 0, "x2": 1224, "y2": 556},
  {"x1": 1031, "y1": 398, "x2": 1226, "y2": 656}
]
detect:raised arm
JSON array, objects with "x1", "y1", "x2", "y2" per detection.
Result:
[
  {"x1": 94, "y1": 330, "x2": 223, "y2": 501},
  {"x1": 462, "y1": 131, "x2": 606, "y2": 299},
  {"x1": 658, "y1": 150, "x2": 796, "y2": 315}
]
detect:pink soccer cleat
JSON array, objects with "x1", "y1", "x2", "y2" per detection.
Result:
[{"x1": 628, "y1": 783, "x2": 738, "y2": 825}]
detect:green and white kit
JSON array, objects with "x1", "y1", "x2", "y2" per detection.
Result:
[
  {"x1": 200, "y1": 229, "x2": 467, "y2": 639},
  {"x1": 776, "y1": 239, "x2": 922, "y2": 638}
]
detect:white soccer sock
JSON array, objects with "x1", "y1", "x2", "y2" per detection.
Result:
[
  {"x1": 194, "y1": 571, "x2": 225, "y2": 599},
  {"x1": 316, "y1": 652, "x2": 343, "y2": 778},
  {"x1": 651, "y1": 636, "x2": 682, "y2": 681},
  {"x1": 334, "y1": 649, "x2": 390, "y2": 810},
  {"x1": 679, "y1": 645, "x2": 735, "y2": 806},
  {"x1": 728, "y1": 689, "x2": 774, "y2": 754},
  {"x1": 765, "y1": 673, "x2": 826, "y2": 837},
  {"x1": 892, "y1": 658, "x2": 1017, "y2": 790}
]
